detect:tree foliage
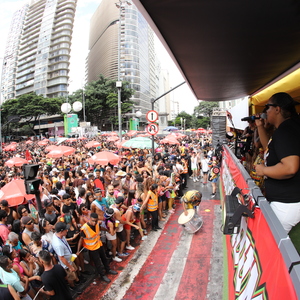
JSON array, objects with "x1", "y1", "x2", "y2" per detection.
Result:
[
  {"x1": 68, "y1": 74, "x2": 135, "y2": 128},
  {"x1": 1, "y1": 93, "x2": 63, "y2": 135},
  {"x1": 194, "y1": 101, "x2": 219, "y2": 118}
]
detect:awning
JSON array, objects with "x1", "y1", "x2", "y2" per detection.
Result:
[
  {"x1": 250, "y1": 66, "x2": 300, "y2": 107},
  {"x1": 133, "y1": 0, "x2": 300, "y2": 102}
]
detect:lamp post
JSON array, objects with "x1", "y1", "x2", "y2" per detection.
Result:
[
  {"x1": 115, "y1": 0, "x2": 131, "y2": 141},
  {"x1": 61, "y1": 101, "x2": 82, "y2": 137}
]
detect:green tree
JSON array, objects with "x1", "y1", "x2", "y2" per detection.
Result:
[
  {"x1": 1, "y1": 93, "x2": 62, "y2": 136},
  {"x1": 194, "y1": 101, "x2": 219, "y2": 119},
  {"x1": 69, "y1": 74, "x2": 135, "y2": 128}
]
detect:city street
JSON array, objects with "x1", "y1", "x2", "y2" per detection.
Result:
[{"x1": 76, "y1": 178, "x2": 223, "y2": 300}]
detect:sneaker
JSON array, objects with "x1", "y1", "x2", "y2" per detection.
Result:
[
  {"x1": 101, "y1": 275, "x2": 111, "y2": 283},
  {"x1": 119, "y1": 252, "x2": 129, "y2": 257},
  {"x1": 143, "y1": 229, "x2": 148, "y2": 235},
  {"x1": 112, "y1": 256, "x2": 122, "y2": 262},
  {"x1": 142, "y1": 236, "x2": 148, "y2": 241},
  {"x1": 211, "y1": 193, "x2": 216, "y2": 198},
  {"x1": 126, "y1": 245, "x2": 135, "y2": 250},
  {"x1": 193, "y1": 178, "x2": 196, "y2": 182}
]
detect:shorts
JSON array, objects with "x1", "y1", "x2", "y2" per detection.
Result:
[
  {"x1": 65, "y1": 262, "x2": 78, "y2": 281},
  {"x1": 116, "y1": 229, "x2": 126, "y2": 242},
  {"x1": 106, "y1": 231, "x2": 116, "y2": 241},
  {"x1": 202, "y1": 171, "x2": 208, "y2": 174},
  {"x1": 211, "y1": 177, "x2": 218, "y2": 183}
]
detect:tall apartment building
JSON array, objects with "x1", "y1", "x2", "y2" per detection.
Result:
[
  {"x1": 1, "y1": 5, "x2": 28, "y2": 101},
  {"x1": 87, "y1": 0, "x2": 157, "y2": 114},
  {"x1": 1, "y1": 0, "x2": 77, "y2": 101}
]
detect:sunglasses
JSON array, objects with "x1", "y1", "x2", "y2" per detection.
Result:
[
  {"x1": 21, "y1": 210, "x2": 27, "y2": 214},
  {"x1": 26, "y1": 222, "x2": 33, "y2": 225},
  {"x1": 265, "y1": 103, "x2": 278, "y2": 109}
]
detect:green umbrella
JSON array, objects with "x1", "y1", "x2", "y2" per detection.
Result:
[{"x1": 123, "y1": 137, "x2": 158, "y2": 149}]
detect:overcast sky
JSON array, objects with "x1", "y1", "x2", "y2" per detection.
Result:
[{"x1": 0, "y1": 0, "x2": 199, "y2": 114}]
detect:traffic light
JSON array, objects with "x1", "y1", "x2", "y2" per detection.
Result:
[{"x1": 23, "y1": 164, "x2": 41, "y2": 194}]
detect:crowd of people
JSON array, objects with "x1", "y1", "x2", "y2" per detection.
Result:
[{"x1": 0, "y1": 133, "x2": 219, "y2": 299}]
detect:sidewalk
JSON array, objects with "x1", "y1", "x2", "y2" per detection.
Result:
[{"x1": 76, "y1": 178, "x2": 223, "y2": 300}]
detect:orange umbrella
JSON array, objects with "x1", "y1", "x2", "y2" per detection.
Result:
[
  {"x1": 47, "y1": 146, "x2": 75, "y2": 158},
  {"x1": 5, "y1": 157, "x2": 29, "y2": 168},
  {"x1": 3, "y1": 144, "x2": 17, "y2": 151},
  {"x1": 0, "y1": 179, "x2": 35, "y2": 206},
  {"x1": 88, "y1": 151, "x2": 120, "y2": 165},
  {"x1": 85, "y1": 141, "x2": 102, "y2": 148},
  {"x1": 160, "y1": 137, "x2": 180, "y2": 145}
]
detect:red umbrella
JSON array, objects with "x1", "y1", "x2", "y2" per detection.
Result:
[
  {"x1": 78, "y1": 137, "x2": 87, "y2": 140},
  {"x1": 85, "y1": 141, "x2": 101, "y2": 148},
  {"x1": 66, "y1": 138, "x2": 77, "y2": 142},
  {"x1": 38, "y1": 140, "x2": 48, "y2": 146},
  {"x1": 107, "y1": 136, "x2": 119, "y2": 142},
  {"x1": 127, "y1": 130, "x2": 137, "y2": 137},
  {"x1": 45, "y1": 145, "x2": 58, "y2": 152},
  {"x1": 110, "y1": 132, "x2": 118, "y2": 136},
  {"x1": 5, "y1": 157, "x2": 29, "y2": 168},
  {"x1": 47, "y1": 146, "x2": 75, "y2": 158},
  {"x1": 160, "y1": 137, "x2": 180, "y2": 145},
  {"x1": 88, "y1": 151, "x2": 120, "y2": 165},
  {"x1": 3, "y1": 144, "x2": 17, "y2": 151},
  {"x1": 0, "y1": 179, "x2": 35, "y2": 206},
  {"x1": 25, "y1": 140, "x2": 33, "y2": 144}
]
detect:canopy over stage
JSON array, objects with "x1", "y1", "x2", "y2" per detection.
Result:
[{"x1": 133, "y1": 0, "x2": 300, "y2": 104}]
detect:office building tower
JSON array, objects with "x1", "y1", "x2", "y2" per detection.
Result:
[
  {"x1": 87, "y1": 0, "x2": 157, "y2": 114},
  {"x1": 1, "y1": 0, "x2": 77, "y2": 101}
]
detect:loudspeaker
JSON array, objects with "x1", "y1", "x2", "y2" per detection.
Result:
[{"x1": 211, "y1": 116, "x2": 226, "y2": 148}]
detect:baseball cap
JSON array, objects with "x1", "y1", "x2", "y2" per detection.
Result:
[
  {"x1": 21, "y1": 216, "x2": 33, "y2": 225},
  {"x1": 115, "y1": 196, "x2": 125, "y2": 204},
  {"x1": 55, "y1": 222, "x2": 70, "y2": 233}
]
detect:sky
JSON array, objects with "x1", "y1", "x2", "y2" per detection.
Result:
[{"x1": 0, "y1": 0, "x2": 199, "y2": 114}]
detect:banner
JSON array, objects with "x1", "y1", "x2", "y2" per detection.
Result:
[{"x1": 221, "y1": 147, "x2": 297, "y2": 300}]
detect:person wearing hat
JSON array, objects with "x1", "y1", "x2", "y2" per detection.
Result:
[
  {"x1": 181, "y1": 190, "x2": 202, "y2": 216},
  {"x1": 77, "y1": 213, "x2": 118, "y2": 283},
  {"x1": 21, "y1": 216, "x2": 36, "y2": 246},
  {"x1": 44, "y1": 198, "x2": 58, "y2": 225},
  {"x1": 0, "y1": 200, "x2": 17, "y2": 228},
  {"x1": 52, "y1": 222, "x2": 80, "y2": 290},
  {"x1": 255, "y1": 92, "x2": 300, "y2": 233},
  {"x1": 121, "y1": 203, "x2": 146, "y2": 250},
  {"x1": 103, "y1": 208, "x2": 122, "y2": 262}
]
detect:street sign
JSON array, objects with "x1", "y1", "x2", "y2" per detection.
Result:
[
  {"x1": 146, "y1": 123, "x2": 159, "y2": 135},
  {"x1": 146, "y1": 110, "x2": 159, "y2": 122}
]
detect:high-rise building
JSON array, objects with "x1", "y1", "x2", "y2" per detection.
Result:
[
  {"x1": 1, "y1": 5, "x2": 29, "y2": 101},
  {"x1": 1, "y1": 0, "x2": 77, "y2": 101},
  {"x1": 87, "y1": 0, "x2": 157, "y2": 115}
]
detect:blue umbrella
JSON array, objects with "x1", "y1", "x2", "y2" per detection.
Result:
[{"x1": 163, "y1": 126, "x2": 179, "y2": 131}]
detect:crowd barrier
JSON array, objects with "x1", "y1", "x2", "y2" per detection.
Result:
[{"x1": 220, "y1": 145, "x2": 300, "y2": 300}]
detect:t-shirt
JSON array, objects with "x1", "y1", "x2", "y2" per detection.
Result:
[
  {"x1": 0, "y1": 284, "x2": 14, "y2": 300},
  {"x1": 0, "y1": 268, "x2": 24, "y2": 293},
  {"x1": 51, "y1": 234, "x2": 72, "y2": 268},
  {"x1": 265, "y1": 118, "x2": 300, "y2": 203},
  {"x1": 62, "y1": 203, "x2": 76, "y2": 215},
  {"x1": 41, "y1": 264, "x2": 72, "y2": 300}
]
